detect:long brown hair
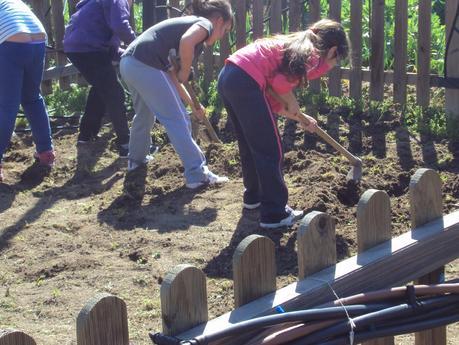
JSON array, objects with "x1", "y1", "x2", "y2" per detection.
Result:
[{"x1": 278, "y1": 19, "x2": 350, "y2": 84}]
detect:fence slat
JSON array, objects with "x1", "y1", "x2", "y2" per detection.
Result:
[
  {"x1": 297, "y1": 211, "x2": 336, "y2": 280},
  {"x1": 169, "y1": 0, "x2": 181, "y2": 17},
  {"x1": 76, "y1": 293, "x2": 129, "y2": 345},
  {"x1": 409, "y1": 168, "x2": 446, "y2": 345},
  {"x1": 308, "y1": 0, "x2": 321, "y2": 93},
  {"x1": 445, "y1": 0, "x2": 459, "y2": 131},
  {"x1": 349, "y1": 0, "x2": 362, "y2": 99},
  {"x1": 235, "y1": 0, "x2": 246, "y2": 49},
  {"x1": 416, "y1": 0, "x2": 431, "y2": 107},
  {"x1": 219, "y1": 33, "x2": 231, "y2": 69},
  {"x1": 233, "y1": 235, "x2": 276, "y2": 307},
  {"x1": 270, "y1": 0, "x2": 282, "y2": 34},
  {"x1": 328, "y1": 0, "x2": 342, "y2": 97},
  {"x1": 357, "y1": 189, "x2": 394, "y2": 345},
  {"x1": 393, "y1": 0, "x2": 408, "y2": 104},
  {"x1": 370, "y1": 0, "x2": 385, "y2": 101},
  {"x1": 0, "y1": 330, "x2": 36, "y2": 345},
  {"x1": 51, "y1": 0, "x2": 70, "y2": 90},
  {"x1": 161, "y1": 265, "x2": 208, "y2": 336},
  {"x1": 289, "y1": 0, "x2": 301, "y2": 32},
  {"x1": 143, "y1": 0, "x2": 155, "y2": 30},
  {"x1": 203, "y1": 46, "x2": 214, "y2": 91},
  {"x1": 252, "y1": 0, "x2": 264, "y2": 39}
]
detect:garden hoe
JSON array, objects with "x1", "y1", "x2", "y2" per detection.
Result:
[
  {"x1": 168, "y1": 49, "x2": 221, "y2": 143},
  {"x1": 267, "y1": 88, "x2": 362, "y2": 183}
]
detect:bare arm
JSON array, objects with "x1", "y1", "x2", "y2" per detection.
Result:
[{"x1": 178, "y1": 24, "x2": 208, "y2": 83}]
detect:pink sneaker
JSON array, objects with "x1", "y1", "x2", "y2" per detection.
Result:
[
  {"x1": 34, "y1": 150, "x2": 55, "y2": 167},
  {"x1": 0, "y1": 164, "x2": 3, "y2": 183}
]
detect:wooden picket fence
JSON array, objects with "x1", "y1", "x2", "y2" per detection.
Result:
[
  {"x1": 1, "y1": 167, "x2": 458, "y2": 344},
  {"x1": 29, "y1": 0, "x2": 459, "y2": 117}
]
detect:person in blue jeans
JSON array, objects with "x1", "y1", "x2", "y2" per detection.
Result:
[{"x1": 0, "y1": 0, "x2": 55, "y2": 183}]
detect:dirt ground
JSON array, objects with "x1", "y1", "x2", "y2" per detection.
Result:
[{"x1": 0, "y1": 109, "x2": 458, "y2": 344}]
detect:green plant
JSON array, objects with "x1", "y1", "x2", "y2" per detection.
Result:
[{"x1": 44, "y1": 83, "x2": 88, "y2": 117}]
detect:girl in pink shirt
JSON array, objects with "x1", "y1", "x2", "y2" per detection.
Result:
[{"x1": 217, "y1": 19, "x2": 349, "y2": 228}]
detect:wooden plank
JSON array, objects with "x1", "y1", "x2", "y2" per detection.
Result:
[
  {"x1": 0, "y1": 330, "x2": 36, "y2": 345},
  {"x1": 349, "y1": 0, "x2": 362, "y2": 99},
  {"x1": 161, "y1": 265, "x2": 208, "y2": 336},
  {"x1": 308, "y1": 0, "x2": 321, "y2": 93},
  {"x1": 76, "y1": 293, "x2": 129, "y2": 345},
  {"x1": 297, "y1": 211, "x2": 336, "y2": 280},
  {"x1": 370, "y1": 0, "x2": 384, "y2": 101},
  {"x1": 357, "y1": 190, "x2": 394, "y2": 345},
  {"x1": 445, "y1": 0, "x2": 459, "y2": 131},
  {"x1": 178, "y1": 210, "x2": 459, "y2": 343},
  {"x1": 143, "y1": 0, "x2": 155, "y2": 30},
  {"x1": 416, "y1": 0, "x2": 431, "y2": 107},
  {"x1": 410, "y1": 169, "x2": 446, "y2": 345},
  {"x1": 270, "y1": 0, "x2": 282, "y2": 34},
  {"x1": 235, "y1": 0, "x2": 246, "y2": 49},
  {"x1": 203, "y1": 46, "x2": 214, "y2": 92},
  {"x1": 219, "y1": 34, "x2": 230, "y2": 69},
  {"x1": 288, "y1": 0, "x2": 301, "y2": 32},
  {"x1": 51, "y1": 0, "x2": 70, "y2": 90},
  {"x1": 328, "y1": 0, "x2": 342, "y2": 97},
  {"x1": 233, "y1": 235, "x2": 276, "y2": 307},
  {"x1": 43, "y1": 63, "x2": 79, "y2": 81},
  {"x1": 393, "y1": 0, "x2": 408, "y2": 104},
  {"x1": 252, "y1": 0, "x2": 264, "y2": 39}
]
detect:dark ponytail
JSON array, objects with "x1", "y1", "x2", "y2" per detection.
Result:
[{"x1": 188, "y1": 0, "x2": 233, "y2": 24}]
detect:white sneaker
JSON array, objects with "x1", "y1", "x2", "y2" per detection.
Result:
[
  {"x1": 186, "y1": 170, "x2": 229, "y2": 189},
  {"x1": 260, "y1": 206, "x2": 304, "y2": 229},
  {"x1": 127, "y1": 155, "x2": 154, "y2": 172},
  {"x1": 243, "y1": 202, "x2": 261, "y2": 210}
]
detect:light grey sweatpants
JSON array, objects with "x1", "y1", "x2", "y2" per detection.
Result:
[{"x1": 120, "y1": 55, "x2": 208, "y2": 184}]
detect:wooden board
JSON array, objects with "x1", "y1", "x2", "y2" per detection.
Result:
[
  {"x1": 297, "y1": 211, "x2": 336, "y2": 280},
  {"x1": 270, "y1": 0, "x2": 282, "y2": 34},
  {"x1": 328, "y1": 1, "x2": 342, "y2": 97},
  {"x1": 308, "y1": 0, "x2": 321, "y2": 93},
  {"x1": 410, "y1": 169, "x2": 445, "y2": 345},
  {"x1": 51, "y1": 0, "x2": 70, "y2": 90},
  {"x1": 445, "y1": 0, "x2": 459, "y2": 129},
  {"x1": 235, "y1": 0, "x2": 246, "y2": 49},
  {"x1": 252, "y1": 0, "x2": 264, "y2": 39},
  {"x1": 288, "y1": 0, "x2": 301, "y2": 32},
  {"x1": 357, "y1": 190, "x2": 394, "y2": 345},
  {"x1": 178, "y1": 210, "x2": 459, "y2": 343},
  {"x1": 416, "y1": 0, "x2": 431, "y2": 107},
  {"x1": 349, "y1": 0, "x2": 363, "y2": 99},
  {"x1": 393, "y1": 0, "x2": 408, "y2": 104},
  {"x1": 160, "y1": 264, "x2": 208, "y2": 336},
  {"x1": 370, "y1": 0, "x2": 385, "y2": 101},
  {"x1": 233, "y1": 235, "x2": 276, "y2": 307},
  {"x1": 0, "y1": 330, "x2": 36, "y2": 345},
  {"x1": 76, "y1": 293, "x2": 129, "y2": 345}
]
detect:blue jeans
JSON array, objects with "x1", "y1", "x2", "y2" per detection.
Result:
[{"x1": 0, "y1": 41, "x2": 53, "y2": 163}]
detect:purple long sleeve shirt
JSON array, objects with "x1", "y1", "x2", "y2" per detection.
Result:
[{"x1": 63, "y1": 0, "x2": 135, "y2": 53}]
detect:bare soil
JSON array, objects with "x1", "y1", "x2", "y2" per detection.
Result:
[{"x1": 0, "y1": 109, "x2": 458, "y2": 344}]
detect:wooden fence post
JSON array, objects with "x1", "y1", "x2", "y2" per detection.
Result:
[
  {"x1": 410, "y1": 168, "x2": 446, "y2": 345},
  {"x1": 161, "y1": 265, "x2": 208, "y2": 336},
  {"x1": 357, "y1": 189, "x2": 394, "y2": 345},
  {"x1": 76, "y1": 293, "x2": 129, "y2": 345},
  {"x1": 445, "y1": 0, "x2": 459, "y2": 136},
  {"x1": 308, "y1": 0, "x2": 321, "y2": 94},
  {"x1": 252, "y1": 0, "x2": 264, "y2": 40},
  {"x1": 297, "y1": 211, "x2": 336, "y2": 280},
  {"x1": 350, "y1": 0, "x2": 362, "y2": 100},
  {"x1": 235, "y1": 0, "x2": 246, "y2": 49},
  {"x1": 233, "y1": 235, "x2": 276, "y2": 307},
  {"x1": 416, "y1": 0, "x2": 431, "y2": 108},
  {"x1": 51, "y1": 0, "x2": 70, "y2": 90},
  {"x1": 393, "y1": 0, "x2": 408, "y2": 104},
  {"x1": 328, "y1": 0, "x2": 342, "y2": 97},
  {"x1": 370, "y1": 0, "x2": 384, "y2": 101},
  {"x1": 0, "y1": 330, "x2": 36, "y2": 345},
  {"x1": 270, "y1": 0, "x2": 282, "y2": 34}
]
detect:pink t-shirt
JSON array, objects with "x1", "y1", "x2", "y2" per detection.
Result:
[{"x1": 226, "y1": 39, "x2": 322, "y2": 112}]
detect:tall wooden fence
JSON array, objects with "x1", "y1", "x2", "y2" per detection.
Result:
[
  {"x1": 1, "y1": 168, "x2": 458, "y2": 344},
  {"x1": 33, "y1": 1, "x2": 459, "y2": 114}
]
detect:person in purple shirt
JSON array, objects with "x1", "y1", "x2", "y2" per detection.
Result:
[{"x1": 63, "y1": 0, "x2": 136, "y2": 157}]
